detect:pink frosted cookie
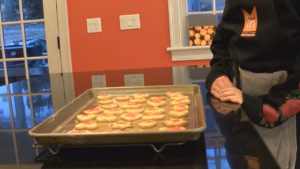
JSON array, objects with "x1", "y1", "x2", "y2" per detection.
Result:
[
  {"x1": 147, "y1": 100, "x2": 167, "y2": 107},
  {"x1": 169, "y1": 109, "x2": 189, "y2": 118},
  {"x1": 121, "y1": 103, "x2": 142, "y2": 109},
  {"x1": 96, "y1": 114, "x2": 117, "y2": 122},
  {"x1": 166, "y1": 92, "x2": 181, "y2": 97},
  {"x1": 116, "y1": 95, "x2": 130, "y2": 101},
  {"x1": 130, "y1": 97, "x2": 147, "y2": 103},
  {"x1": 132, "y1": 93, "x2": 150, "y2": 99},
  {"x1": 111, "y1": 121, "x2": 133, "y2": 130},
  {"x1": 125, "y1": 107, "x2": 145, "y2": 114},
  {"x1": 101, "y1": 103, "x2": 119, "y2": 109},
  {"x1": 144, "y1": 107, "x2": 165, "y2": 114},
  {"x1": 76, "y1": 114, "x2": 96, "y2": 122},
  {"x1": 159, "y1": 127, "x2": 185, "y2": 131},
  {"x1": 120, "y1": 113, "x2": 142, "y2": 121},
  {"x1": 67, "y1": 130, "x2": 92, "y2": 134},
  {"x1": 150, "y1": 96, "x2": 166, "y2": 101},
  {"x1": 171, "y1": 95, "x2": 189, "y2": 100},
  {"x1": 104, "y1": 108, "x2": 124, "y2": 115},
  {"x1": 83, "y1": 108, "x2": 102, "y2": 115},
  {"x1": 99, "y1": 99, "x2": 113, "y2": 105},
  {"x1": 97, "y1": 94, "x2": 113, "y2": 100},
  {"x1": 163, "y1": 119, "x2": 188, "y2": 127},
  {"x1": 142, "y1": 113, "x2": 165, "y2": 120},
  {"x1": 75, "y1": 121, "x2": 98, "y2": 130},
  {"x1": 138, "y1": 120, "x2": 158, "y2": 128},
  {"x1": 171, "y1": 99, "x2": 191, "y2": 105},
  {"x1": 173, "y1": 104, "x2": 189, "y2": 110}
]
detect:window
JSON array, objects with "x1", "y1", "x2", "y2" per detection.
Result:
[{"x1": 167, "y1": 0, "x2": 225, "y2": 61}]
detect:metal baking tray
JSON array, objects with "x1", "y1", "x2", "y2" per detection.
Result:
[{"x1": 29, "y1": 85, "x2": 206, "y2": 146}]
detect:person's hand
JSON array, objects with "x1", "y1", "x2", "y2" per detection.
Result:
[
  {"x1": 211, "y1": 96, "x2": 241, "y2": 115},
  {"x1": 211, "y1": 76, "x2": 233, "y2": 99},
  {"x1": 220, "y1": 87, "x2": 243, "y2": 104}
]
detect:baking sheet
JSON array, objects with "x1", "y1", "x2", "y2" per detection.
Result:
[{"x1": 29, "y1": 85, "x2": 206, "y2": 145}]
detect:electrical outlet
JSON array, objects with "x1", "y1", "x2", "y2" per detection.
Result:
[
  {"x1": 124, "y1": 74, "x2": 144, "y2": 86},
  {"x1": 91, "y1": 75, "x2": 106, "y2": 88}
]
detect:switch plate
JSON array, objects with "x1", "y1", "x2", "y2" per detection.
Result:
[
  {"x1": 124, "y1": 74, "x2": 144, "y2": 86},
  {"x1": 91, "y1": 75, "x2": 106, "y2": 88},
  {"x1": 87, "y1": 18, "x2": 102, "y2": 33},
  {"x1": 119, "y1": 14, "x2": 141, "y2": 30}
]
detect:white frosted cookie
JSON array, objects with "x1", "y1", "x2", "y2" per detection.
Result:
[
  {"x1": 83, "y1": 108, "x2": 102, "y2": 115},
  {"x1": 77, "y1": 114, "x2": 96, "y2": 122},
  {"x1": 144, "y1": 107, "x2": 165, "y2": 114},
  {"x1": 121, "y1": 113, "x2": 142, "y2": 121},
  {"x1": 97, "y1": 94, "x2": 113, "y2": 100},
  {"x1": 116, "y1": 95, "x2": 130, "y2": 101},
  {"x1": 138, "y1": 120, "x2": 158, "y2": 129},
  {"x1": 171, "y1": 95, "x2": 189, "y2": 100},
  {"x1": 169, "y1": 109, "x2": 189, "y2": 118},
  {"x1": 132, "y1": 93, "x2": 150, "y2": 99},
  {"x1": 122, "y1": 103, "x2": 142, "y2": 109},
  {"x1": 101, "y1": 103, "x2": 119, "y2": 109},
  {"x1": 67, "y1": 130, "x2": 92, "y2": 134},
  {"x1": 142, "y1": 113, "x2": 165, "y2": 120},
  {"x1": 111, "y1": 121, "x2": 133, "y2": 130},
  {"x1": 150, "y1": 96, "x2": 166, "y2": 101},
  {"x1": 104, "y1": 108, "x2": 124, "y2": 115},
  {"x1": 147, "y1": 100, "x2": 167, "y2": 107},
  {"x1": 96, "y1": 114, "x2": 117, "y2": 122},
  {"x1": 163, "y1": 119, "x2": 188, "y2": 127},
  {"x1": 159, "y1": 127, "x2": 185, "y2": 131},
  {"x1": 171, "y1": 99, "x2": 191, "y2": 105},
  {"x1": 166, "y1": 92, "x2": 181, "y2": 97},
  {"x1": 99, "y1": 99, "x2": 113, "y2": 105},
  {"x1": 125, "y1": 107, "x2": 145, "y2": 114},
  {"x1": 75, "y1": 121, "x2": 98, "y2": 130},
  {"x1": 173, "y1": 105, "x2": 189, "y2": 110},
  {"x1": 130, "y1": 97, "x2": 147, "y2": 103}
]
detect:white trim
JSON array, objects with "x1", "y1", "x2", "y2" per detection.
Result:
[
  {"x1": 167, "y1": 46, "x2": 212, "y2": 61},
  {"x1": 57, "y1": 0, "x2": 75, "y2": 103}
]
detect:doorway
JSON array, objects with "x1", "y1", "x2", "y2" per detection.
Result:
[{"x1": 0, "y1": 0, "x2": 66, "y2": 164}]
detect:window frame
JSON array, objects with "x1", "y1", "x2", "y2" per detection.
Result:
[{"x1": 167, "y1": 0, "x2": 224, "y2": 61}]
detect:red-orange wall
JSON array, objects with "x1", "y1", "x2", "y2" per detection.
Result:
[{"x1": 67, "y1": 0, "x2": 210, "y2": 96}]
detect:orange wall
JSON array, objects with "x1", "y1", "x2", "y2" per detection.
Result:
[{"x1": 67, "y1": 0, "x2": 210, "y2": 95}]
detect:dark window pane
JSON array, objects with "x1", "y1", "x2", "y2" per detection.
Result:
[
  {"x1": 28, "y1": 59, "x2": 51, "y2": 93},
  {"x1": 187, "y1": 0, "x2": 213, "y2": 12},
  {"x1": 25, "y1": 22, "x2": 47, "y2": 57},
  {"x1": 215, "y1": 0, "x2": 226, "y2": 11},
  {"x1": 0, "y1": 132, "x2": 16, "y2": 164},
  {"x1": 0, "y1": 62, "x2": 7, "y2": 95},
  {"x1": 11, "y1": 96, "x2": 32, "y2": 129},
  {"x1": 6, "y1": 61, "x2": 28, "y2": 94},
  {"x1": 32, "y1": 95, "x2": 53, "y2": 125},
  {"x1": 0, "y1": 0, "x2": 20, "y2": 22},
  {"x1": 15, "y1": 131, "x2": 36, "y2": 163},
  {"x1": 0, "y1": 97, "x2": 11, "y2": 129},
  {"x1": 3, "y1": 24, "x2": 24, "y2": 59},
  {"x1": 22, "y1": 0, "x2": 44, "y2": 20}
]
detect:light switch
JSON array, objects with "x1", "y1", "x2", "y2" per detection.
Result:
[
  {"x1": 87, "y1": 18, "x2": 102, "y2": 33},
  {"x1": 119, "y1": 14, "x2": 141, "y2": 30}
]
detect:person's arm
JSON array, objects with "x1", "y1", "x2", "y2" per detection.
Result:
[{"x1": 205, "y1": 1, "x2": 233, "y2": 92}]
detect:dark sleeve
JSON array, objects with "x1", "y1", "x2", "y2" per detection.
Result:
[{"x1": 205, "y1": 2, "x2": 233, "y2": 91}]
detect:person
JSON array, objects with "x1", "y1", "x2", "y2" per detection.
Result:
[{"x1": 206, "y1": 0, "x2": 300, "y2": 128}]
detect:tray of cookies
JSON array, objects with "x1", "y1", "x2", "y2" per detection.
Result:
[{"x1": 29, "y1": 85, "x2": 206, "y2": 146}]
